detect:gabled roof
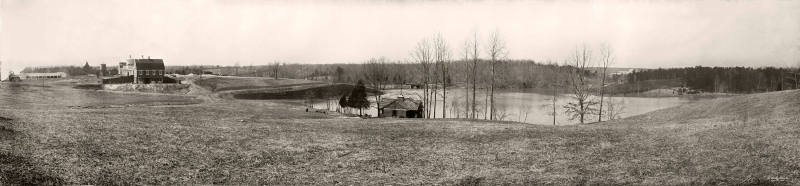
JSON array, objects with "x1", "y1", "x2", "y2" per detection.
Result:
[
  {"x1": 127, "y1": 59, "x2": 165, "y2": 70},
  {"x1": 380, "y1": 97, "x2": 422, "y2": 110}
]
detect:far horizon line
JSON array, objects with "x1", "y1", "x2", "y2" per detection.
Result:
[{"x1": 13, "y1": 59, "x2": 799, "y2": 71}]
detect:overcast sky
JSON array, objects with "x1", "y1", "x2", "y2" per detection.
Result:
[{"x1": 2, "y1": 0, "x2": 799, "y2": 75}]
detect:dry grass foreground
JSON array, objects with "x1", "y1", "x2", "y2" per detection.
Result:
[{"x1": 1, "y1": 78, "x2": 799, "y2": 185}]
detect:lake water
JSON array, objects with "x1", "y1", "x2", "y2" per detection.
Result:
[{"x1": 313, "y1": 88, "x2": 710, "y2": 125}]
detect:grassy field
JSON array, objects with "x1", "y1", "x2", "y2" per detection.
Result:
[
  {"x1": 192, "y1": 76, "x2": 322, "y2": 92},
  {"x1": 606, "y1": 79, "x2": 684, "y2": 96},
  {"x1": 1, "y1": 77, "x2": 799, "y2": 185}
]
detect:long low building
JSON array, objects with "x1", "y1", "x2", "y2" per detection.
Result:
[{"x1": 19, "y1": 72, "x2": 67, "y2": 79}]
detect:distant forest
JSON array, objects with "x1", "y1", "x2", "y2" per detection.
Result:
[
  {"x1": 20, "y1": 62, "x2": 113, "y2": 76},
  {"x1": 21, "y1": 59, "x2": 598, "y2": 90},
  {"x1": 162, "y1": 60, "x2": 594, "y2": 90},
  {"x1": 628, "y1": 66, "x2": 800, "y2": 93},
  {"x1": 20, "y1": 61, "x2": 800, "y2": 94}
]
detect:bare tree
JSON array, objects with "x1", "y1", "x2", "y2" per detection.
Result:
[
  {"x1": 484, "y1": 82, "x2": 489, "y2": 120},
  {"x1": 234, "y1": 61, "x2": 240, "y2": 76},
  {"x1": 450, "y1": 98, "x2": 461, "y2": 118},
  {"x1": 604, "y1": 97, "x2": 626, "y2": 121},
  {"x1": 493, "y1": 105, "x2": 509, "y2": 121},
  {"x1": 564, "y1": 45, "x2": 598, "y2": 124},
  {"x1": 486, "y1": 31, "x2": 507, "y2": 120},
  {"x1": 271, "y1": 61, "x2": 281, "y2": 80},
  {"x1": 796, "y1": 43, "x2": 800, "y2": 89},
  {"x1": 461, "y1": 40, "x2": 471, "y2": 119},
  {"x1": 551, "y1": 85, "x2": 558, "y2": 125},
  {"x1": 597, "y1": 44, "x2": 615, "y2": 122},
  {"x1": 469, "y1": 31, "x2": 480, "y2": 119},
  {"x1": 519, "y1": 104, "x2": 531, "y2": 123},
  {"x1": 432, "y1": 33, "x2": 451, "y2": 118},
  {"x1": 545, "y1": 73, "x2": 560, "y2": 125},
  {"x1": 412, "y1": 38, "x2": 434, "y2": 118},
  {"x1": 363, "y1": 57, "x2": 389, "y2": 117}
]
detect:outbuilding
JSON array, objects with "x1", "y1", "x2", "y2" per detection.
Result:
[
  {"x1": 19, "y1": 72, "x2": 67, "y2": 79},
  {"x1": 378, "y1": 96, "x2": 424, "y2": 118}
]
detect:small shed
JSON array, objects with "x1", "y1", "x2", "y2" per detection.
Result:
[
  {"x1": 8, "y1": 75, "x2": 21, "y2": 82},
  {"x1": 7, "y1": 72, "x2": 22, "y2": 82},
  {"x1": 379, "y1": 96, "x2": 424, "y2": 118}
]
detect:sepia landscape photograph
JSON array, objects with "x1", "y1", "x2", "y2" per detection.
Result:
[{"x1": 1, "y1": 0, "x2": 800, "y2": 185}]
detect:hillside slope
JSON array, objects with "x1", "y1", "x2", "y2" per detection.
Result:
[
  {"x1": 2, "y1": 80, "x2": 799, "y2": 185},
  {"x1": 591, "y1": 89, "x2": 800, "y2": 185},
  {"x1": 614, "y1": 89, "x2": 800, "y2": 127}
]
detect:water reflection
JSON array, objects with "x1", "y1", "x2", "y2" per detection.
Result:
[{"x1": 313, "y1": 88, "x2": 708, "y2": 125}]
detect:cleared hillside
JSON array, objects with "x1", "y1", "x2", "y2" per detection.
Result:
[
  {"x1": 615, "y1": 89, "x2": 800, "y2": 126},
  {"x1": 593, "y1": 90, "x2": 800, "y2": 185},
  {"x1": 192, "y1": 76, "x2": 323, "y2": 92},
  {"x1": 1, "y1": 79, "x2": 798, "y2": 185}
]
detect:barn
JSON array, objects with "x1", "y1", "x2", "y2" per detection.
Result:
[
  {"x1": 104, "y1": 56, "x2": 177, "y2": 84},
  {"x1": 118, "y1": 57, "x2": 166, "y2": 84}
]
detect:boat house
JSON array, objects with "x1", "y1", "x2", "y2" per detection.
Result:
[{"x1": 378, "y1": 96, "x2": 424, "y2": 118}]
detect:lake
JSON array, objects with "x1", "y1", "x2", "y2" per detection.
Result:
[{"x1": 313, "y1": 88, "x2": 712, "y2": 125}]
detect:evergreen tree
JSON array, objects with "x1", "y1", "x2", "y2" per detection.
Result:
[
  {"x1": 347, "y1": 80, "x2": 370, "y2": 116},
  {"x1": 339, "y1": 95, "x2": 348, "y2": 113},
  {"x1": 335, "y1": 66, "x2": 345, "y2": 82},
  {"x1": 82, "y1": 61, "x2": 93, "y2": 75}
]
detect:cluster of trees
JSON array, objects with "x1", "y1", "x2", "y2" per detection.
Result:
[
  {"x1": 401, "y1": 31, "x2": 607, "y2": 123},
  {"x1": 337, "y1": 80, "x2": 370, "y2": 116},
  {"x1": 557, "y1": 44, "x2": 620, "y2": 124},
  {"x1": 395, "y1": 31, "x2": 513, "y2": 120},
  {"x1": 161, "y1": 58, "x2": 588, "y2": 97},
  {"x1": 628, "y1": 66, "x2": 800, "y2": 93},
  {"x1": 21, "y1": 62, "x2": 114, "y2": 76},
  {"x1": 166, "y1": 66, "x2": 215, "y2": 75},
  {"x1": 336, "y1": 32, "x2": 610, "y2": 124},
  {"x1": 410, "y1": 33, "x2": 454, "y2": 119}
]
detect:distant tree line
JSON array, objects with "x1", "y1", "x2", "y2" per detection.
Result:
[
  {"x1": 144, "y1": 33, "x2": 595, "y2": 122},
  {"x1": 185, "y1": 59, "x2": 588, "y2": 90},
  {"x1": 627, "y1": 66, "x2": 800, "y2": 93},
  {"x1": 20, "y1": 62, "x2": 116, "y2": 76}
]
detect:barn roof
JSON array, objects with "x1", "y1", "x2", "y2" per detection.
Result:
[
  {"x1": 380, "y1": 97, "x2": 422, "y2": 110},
  {"x1": 127, "y1": 59, "x2": 165, "y2": 70}
]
